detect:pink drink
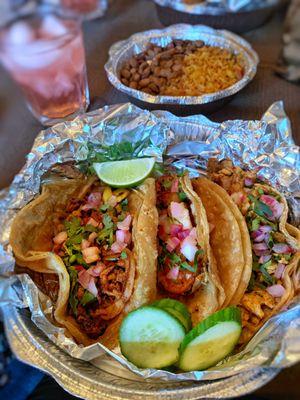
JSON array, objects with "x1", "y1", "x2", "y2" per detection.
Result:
[
  {"x1": 0, "y1": 11, "x2": 89, "y2": 125},
  {"x1": 61, "y1": 0, "x2": 99, "y2": 14}
]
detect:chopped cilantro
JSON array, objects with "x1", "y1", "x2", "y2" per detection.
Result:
[
  {"x1": 257, "y1": 188, "x2": 264, "y2": 195},
  {"x1": 121, "y1": 198, "x2": 128, "y2": 210},
  {"x1": 254, "y1": 199, "x2": 273, "y2": 219},
  {"x1": 121, "y1": 251, "x2": 127, "y2": 259},
  {"x1": 84, "y1": 224, "x2": 97, "y2": 233},
  {"x1": 162, "y1": 180, "x2": 172, "y2": 190},
  {"x1": 178, "y1": 192, "x2": 187, "y2": 201},
  {"x1": 100, "y1": 204, "x2": 109, "y2": 212},
  {"x1": 66, "y1": 234, "x2": 83, "y2": 246},
  {"x1": 80, "y1": 290, "x2": 97, "y2": 306},
  {"x1": 251, "y1": 218, "x2": 260, "y2": 232},
  {"x1": 64, "y1": 217, "x2": 83, "y2": 236},
  {"x1": 69, "y1": 254, "x2": 77, "y2": 264},
  {"x1": 103, "y1": 214, "x2": 113, "y2": 229},
  {"x1": 259, "y1": 261, "x2": 275, "y2": 286},
  {"x1": 248, "y1": 194, "x2": 256, "y2": 204},
  {"x1": 181, "y1": 261, "x2": 196, "y2": 273},
  {"x1": 169, "y1": 252, "x2": 181, "y2": 265}
]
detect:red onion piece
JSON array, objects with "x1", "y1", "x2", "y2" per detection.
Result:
[
  {"x1": 260, "y1": 194, "x2": 284, "y2": 221},
  {"x1": 272, "y1": 243, "x2": 293, "y2": 254},
  {"x1": 166, "y1": 266, "x2": 180, "y2": 280},
  {"x1": 258, "y1": 254, "x2": 272, "y2": 264},
  {"x1": 166, "y1": 236, "x2": 180, "y2": 252},
  {"x1": 274, "y1": 263, "x2": 286, "y2": 279},
  {"x1": 171, "y1": 178, "x2": 179, "y2": 193},
  {"x1": 266, "y1": 284, "x2": 285, "y2": 298},
  {"x1": 117, "y1": 215, "x2": 132, "y2": 231},
  {"x1": 170, "y1": 224, "x2": 182, "y2": 237}
]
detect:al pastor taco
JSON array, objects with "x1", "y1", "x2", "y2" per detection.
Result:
[
  {"x1": 10, "y1": 176, "x2": 158, "y2": 348},
  {"x1": 155, "y1": 173, "x2": 225, "y2": 325},
  {"x1": 207, "y1": 159, "x2": 300, "y2": 345}
]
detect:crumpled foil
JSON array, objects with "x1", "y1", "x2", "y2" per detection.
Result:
[
  {"x1": 0, "y1": 101, "x2": 299, "y2": 382},
  {"x1": 153, "y1": 0, "x2": 280, "y2": 14},
  {"x1": 105, "y1": 24, "x2": 258, "y2": 106}
]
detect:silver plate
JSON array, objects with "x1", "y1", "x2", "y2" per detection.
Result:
[{"x1": 4, "y1": 305, "x2": 279, "y2": 399}]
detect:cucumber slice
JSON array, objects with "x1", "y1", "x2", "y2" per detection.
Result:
[
  {"x1": 151, "y1": 298, "x2": 192, "y2": 332},
  {"x1": 178, "y1": 307, "x2": 242, "y2": 371},
  {"x1": 119, "y1": 306, "x2": 185, "y2": 369}
]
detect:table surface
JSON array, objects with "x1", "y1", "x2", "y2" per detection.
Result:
[{"x1": 0, "y1": 0, "x2": 299, "y2": 398}]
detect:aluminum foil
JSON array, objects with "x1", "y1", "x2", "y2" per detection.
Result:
[
  {"x1": 153, "y1": 0, "x2": 281, "y2": 15},
  {"x1": 105, "y1": 24, "x2": 259, "y2": 106},
  {"x1": 0, "y1": 101, "x2": 299, "y2": 384}
]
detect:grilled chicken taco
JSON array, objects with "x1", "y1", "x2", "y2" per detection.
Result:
[
  {"x1": 156, "y1": 173, "x2": 225, "y2": 324},
  {"x1": 10, "y1": 176, "x2": 158, "y2": 348},
  {"x1": 192, "y1": 177, "x2": 252, "y2": 308},
  {"x1": 208, "y1": 159, "x2": 300, "y2": 345}
]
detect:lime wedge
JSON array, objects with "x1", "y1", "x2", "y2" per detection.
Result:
[{"x1": 93, "y1": 158, "x2": 155, "y2": 188}]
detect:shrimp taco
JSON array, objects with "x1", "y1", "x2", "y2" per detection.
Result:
[
  {"x1": 10, "y1": 176, "x2": 158, "y2": 348},
  {"x1": 156, "y1": 173, "x2": 225, "y2": 325},
  {"x1": 208, "y1": 159, "x2": 300, "y2": 345}
]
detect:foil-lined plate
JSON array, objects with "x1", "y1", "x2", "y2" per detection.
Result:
[
  {"x1": 3, "y1": 306, "x2": 279, "y2": 400},
  {"x1": 105, "y1": 24, "x2": 259, "y2": 115},
  {"x1": 0, "y1": 102, "x2": 299, "y2": 398},
  {"x1": 153, "y1": 0, "x2": 283, "y2": 33}
]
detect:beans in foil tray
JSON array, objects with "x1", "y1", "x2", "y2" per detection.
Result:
[{"x1": 119, "y1": 40, "x2": 245, "y2": 96}]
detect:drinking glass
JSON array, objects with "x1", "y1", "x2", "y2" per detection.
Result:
[{"x1": 0, "y1": 5, "x2": 89, "y2": 125}]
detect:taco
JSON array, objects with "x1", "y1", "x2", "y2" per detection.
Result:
[
  {"x1": 207, "y1": 159, "x2": 300, "y2": 345},
  {"x1": 10, "y1": 176, "x2": 158, "y2": 348},
  {"x1": 155, "y1": 173, "x2": 225, "y2": 324},
  {"x1": 192, "y1": 177, "x2": 252, "y2": 308}
]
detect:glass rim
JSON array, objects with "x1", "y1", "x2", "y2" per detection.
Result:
[{"x1": 0, "y1": 3, "x2": 83, "y2": 54}]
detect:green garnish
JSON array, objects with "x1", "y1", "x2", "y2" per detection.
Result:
[
  {"x1": 181, "y1": 262, "x2": 196, "y2": 273},
  {"x1": 254, "y1": 199, "x2": 273, "y2": 219},
  {"x1": 66, "y1": 234, "x2": 83, "y2": 246},
  {"x1": 259, "y1": 261, "x2": 275, "y2": 286},
  {"x1": 103, "y1": 214, "x2": 114, "y2": 229},
  {"x1": 193, "y1": 249, "x2": 204, "y2": 272},
  {"x1": 251, "y1": 218, "x2": 260, "y2": 232},
  {"x1": 84, "y1": 224, "x2": 97, "y2": 233},
  {"x1": 178, "y1": 192, "x2": 187, "y2": 201},
  {"x1": 69, "y1": 254, "x2": 77, "y2": 264},
  {"x1": 257, "y1": 188, "x2": 264, "y2": 195},
  {"x1": 80, "y1": 290, "x2": 97, "y2": 307},
  {"x1": 162, "y1": 180, "x2": 172, "y2": 190},
  {"x1": 121, "y1": 198, "x2": 128, "y2": 209},
  {"x1": 121, "y1": 251, "x2": 127, "y2": 259},
  {"x1": 100, "y1": 204, "x2": 109, "y2": 212}
]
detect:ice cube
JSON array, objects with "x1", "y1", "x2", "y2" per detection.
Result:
[
  {"x1": 6, "y1": 21, "x2": 35, "y2": 46},
  {"x1": 41, "y1": 15, "x2": 68, "y2": 38},
  {"x1": 11, "y1": 40, "x2": 61, "y2": 69}
]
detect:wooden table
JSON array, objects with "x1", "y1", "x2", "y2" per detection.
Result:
[{"x1": 0, "y1": 0, "x2": 299, "y2": 398}]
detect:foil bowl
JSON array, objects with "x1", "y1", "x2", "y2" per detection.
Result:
[
  {"x1": 153, "y1": 0, "x2": 283, "y2": 33},
  {"x1": 105, "y1": 24, "x2": 259, "y2": 116}
]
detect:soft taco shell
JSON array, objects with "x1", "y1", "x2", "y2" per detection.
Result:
[
  {"x1": 10, "y1": 177, "x2": 158, "y2": 348},
  {"x1": 179, "y1": 175, "x2": 225, "y2": 325},
  {"x1": 192, "y1": 177, "x2": 252, "y2": 307}
]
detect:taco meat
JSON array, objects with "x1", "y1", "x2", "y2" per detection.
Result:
[
  {"x1": 52, "y1": 183, "x2": 135, "y2": 339},
  {"x1": 156, "y1": 175, "x2": 205, "y2": 295}
]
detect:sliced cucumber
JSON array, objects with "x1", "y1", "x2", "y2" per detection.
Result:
[
  {"x1": 178, "y1": 307, "x2": 242, "y2": 371},
  {"x1": 119, "y1": 306, "x2": 185, "y2": 369},
  {"x1": 151, "y1": 298, "x2": 192, "y2": 332}
]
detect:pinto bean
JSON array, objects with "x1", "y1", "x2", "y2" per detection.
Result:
[{"x1": 120, "y1": 68, "x2": 131, "y2": 79}]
